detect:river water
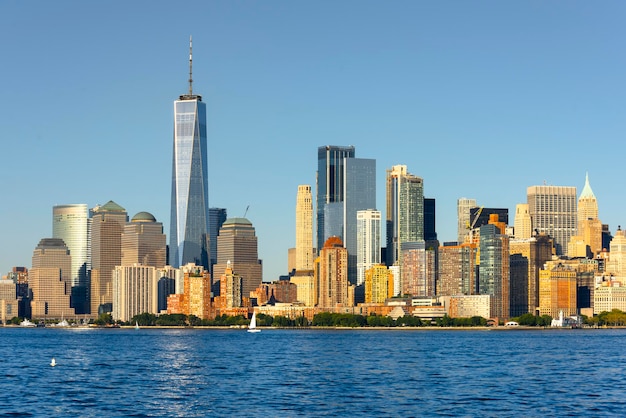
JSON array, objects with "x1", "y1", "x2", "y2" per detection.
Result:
[{"x1": 1, "y1": 327, "x2": 624, "y2": 416}]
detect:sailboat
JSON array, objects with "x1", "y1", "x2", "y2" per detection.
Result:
[
  {"x1": 134, "y1": 321, "x2": 140, "y2": 330},
  {"x1": 50, "y1": 358, "x2": 56, "y2": 367},
  {"x1": 247, "y1": 311, "x2": 261, "y2": 333}
]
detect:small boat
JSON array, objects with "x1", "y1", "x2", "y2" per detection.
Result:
[
  {"x1": 19, "y1": 319, "x2": 36, "y2": 327},
  {"x1": 247, "y1": 311, "x2": 261, "y2": 333},
  {"x1": 134, "y1": 321, "x2": 140, "y2": 330},
  {"x1": 50, "y1": 358, "x2": 56, "y2": 367}
]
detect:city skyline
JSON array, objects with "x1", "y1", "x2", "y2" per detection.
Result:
[{"x1": 2, "y1": 2, "x2": 626, "y2": 281}]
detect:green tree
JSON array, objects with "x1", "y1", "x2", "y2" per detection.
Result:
[
  {"x1": 517, "y1": 313, "x2": 537, "y2": 326},
  {"x1": 94, "y1": 313, "x2": 113, "y2": 326},
  {"x1": 257, "y1": 313, "x2": 273, "y2": 326},
  {"x1": 273, "y1": 315, "x2": 295, "y2": 327},
  {"x1": 131, "y1": 312, "x2": 157, "y2": 326}
]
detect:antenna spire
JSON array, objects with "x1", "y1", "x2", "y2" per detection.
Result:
[{"x1": 188, "y1": 35, "x2": 193, "y2": 96}]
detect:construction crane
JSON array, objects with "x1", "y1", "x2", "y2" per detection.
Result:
[{"x1": 466, "y1": 206, "x2": 484, "y2": 230}]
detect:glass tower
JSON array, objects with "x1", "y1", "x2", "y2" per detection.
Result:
[{"x1": 170, "y1": 37, "x2": 209, "y2": 269}]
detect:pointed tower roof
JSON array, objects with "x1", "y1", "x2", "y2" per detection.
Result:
[{"x1": 579, "y1": 172, "x2": 596, "y2": 200}]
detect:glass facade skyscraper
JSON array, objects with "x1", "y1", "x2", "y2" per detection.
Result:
[{"x1": 170, "y1": 39, "x2": 209, "y2": 269}]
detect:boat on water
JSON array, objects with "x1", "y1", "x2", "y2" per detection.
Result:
[
  {"x1": 135, "y1": 321, "x2": 140, "y2": 330},
  {"x1": 19, "y1": 319, "x2": 36, "y2": 327},
  {"x1": 55, "y1": 319, "x2": 70, "y2": 327},
  {"x1": 247, "y1": 311, "x2": 261, "y2": 333}
]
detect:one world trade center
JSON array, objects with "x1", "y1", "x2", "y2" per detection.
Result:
[{"x1": 170, "y1": 37, "x2": 209, "y2": 269}]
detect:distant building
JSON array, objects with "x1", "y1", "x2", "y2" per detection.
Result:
[
  {"x1": 317, "y1": 237, "x2": 353, "y2": 308},
  {"x1": 357, "y1": 209, "x2": 381, "y2": 286},
  {"x1": 509, "y1": 235, "x2": 553, "y2": 316},
  {"x1": 90, "y1": 201, "x2": 128, "y2": 315},
  {"x1": 53, "y1": 204, "x2": 89, "y2": 313},
  {"x1": 513, "y1": 203, "x2": 531, "y2": 239},
  {"x1": 167, "y1": 264, "x2": 212, "y2": 319},
  {"x1": 296, "y1": 185, "x2": 314, "y2": 271},
  {"x1": 437, "y1": 243, "x2": 477, "y2": 296},
  {"x1": 478, "y1": 224, "x2": 510, "y2": 319},
  {"x1": 577, "y1": 173, "x2": 602, "y2": 256},
  {"x1": 213, "y1": 217, "x2": 262, "y2": 299},
  {"x1": 170, "y1": 39, "x2": 209, "y2": 269},
  {"x1": 539, "y1": 263, "x2": 577, "y2": 318},
  {"x1": 0, "y1": 280, "x2": 18, "y2": 323},
  {"x1": 457, "y1": 198, "x2": 477, "y2": 244},
  {"x1": 527, "y1": 185, "x2": 577, "y2": 256},
  {"x1": 29, "y1": 238, "x2": 75, "y2": 318},
  {"x1": 364, "y1": 265, "x2": 393, "y2": 304},
  {"x1": 291, "y1": 270, "x2": 316, "y2": 307},
  {"x1": 208, "y1": 208, "x2": 227, "y2": 275},
  {"x1": 424, "y1": 198, "x2": 437, "y2": 241},
  {"x1": 448, "y1": 295, "x2": 491, "y2": 319}
]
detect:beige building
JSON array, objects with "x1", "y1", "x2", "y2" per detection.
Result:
[
  {"x1": 365, "y1": 264, "x2": 394, "y2": 304},
  {"x1": 295, "y1": 185, "x2": 314, "y2": 271},
  {"x1": 539, "y1": 263, "x2": 577, "y2": 317},
  {"x1": 290, "y1": 269, "x2": 316, "y2": 307},
  {"x1": 606, "y1": 228, "x2": 626, "y2": 277},
  {"x1": 121, "y1": 212, "x2": 166, "y2": 268},
  {"x1": 220, "y1": 262, "x2": 243, "y2": 308},
  {"x1": 577, "y1": 173, "x2": 602, "y2": 256},
  {"x1": 29, "y1": 238, "x2": 75, "y2": 318},
  {"x1": 0, "y1": 279, "x2": 18, "y2": 323},
  {"x1": 514, "y1": 203, "x2": 532, "y2": 239},
  {"x1": 457, "y1": 198, "x2": 477, "y2": 244},
  {"x1": 90, "y1": 201, "x2": 128, "y2": 315},
  {"x1": 213, "y1": 217, "x2": 262, "y2": 298},
  {"x1": 112, "y1": 265, "x2": 159, "y2": 322},
  {"x1": 167, "y1": 265, "x2": 212, "y2": 319},
  {"x1": 594, "y1": 283, "x2": 626, "y2": 314},
  {"x1": 448, "y1": 295, "x2": 491, "y2": 319}
]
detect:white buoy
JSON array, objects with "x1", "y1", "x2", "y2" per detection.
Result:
[{"x1": 50, "y1": 358, "x2": 56, "y2": 367}]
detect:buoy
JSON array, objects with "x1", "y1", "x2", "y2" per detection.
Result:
[{"x1": 50, "y1": 358, "x2": 56, "y2": 367}]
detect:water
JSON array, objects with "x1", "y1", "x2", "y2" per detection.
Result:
[{"x1": 1, "y1": 327, "x2": 625, "y2": 417}]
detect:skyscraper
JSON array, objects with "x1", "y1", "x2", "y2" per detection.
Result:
[
  {"x1": 457, "y1": 198, "x2": 477, "y2": 244},
  {"x1": 295, "y1": 185, "x2": 314, "y2": 271},
  {"x1": 316, "y1": 145, "x2": 355, "y2": 251},
  {"x1": 386, "y1": 165, "x2": 424, "y2": 271},
  {"x1": 29, "y1": 238, "x2": 75, "y2": 318},
  {"x1": 577, "y1": 173, "x2": 602, "y2": 256},
  {"x1": 52, "y1": 204, "x2": 89, "y2": 314},
  {"x1": 52, "y1": 204, "x2": 88, "y2": 289},
  {"x1": 316, "y1": 145, "x2": 375, "y2": 283},
  {"x1": 214, "y1": 218, "x2": 262, "y2": 299},
  {"x1": 170, "y1": 37, "x2": 209, "y2": 269},
  {"x1": 527, "y1": 185, "x2": 577, "y2": 256},
  {"x1": 478, "y1": 223, "x2": 510, "y2": 319},
  {"x1": 356, "y1": 209, "x2": 381, "y2": 286},
  {"x1": 208, "y1": 208, "x2": 227, "y2": 275},
  {"x1": 514, "y1": 203, "x2": 532, "y2": 239},
  {"x1": 317, "y1": 236, "x2": 351, "y2": 308},
  {"x1": 90, "y1": 200, "x2": 128, "y2": 315}
]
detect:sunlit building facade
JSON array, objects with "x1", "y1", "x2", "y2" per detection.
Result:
[
  {"x1": 527, "y1": 185, "x2": 577, "y2": 256},
  {"x1": 296, "y1": 185, "x2": 314, "y2": 271},
  {"x1": 357, "y1": 209, "x2": 381, "y2": 286}
]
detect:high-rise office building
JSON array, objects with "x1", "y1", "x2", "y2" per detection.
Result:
[
  {"x1": 295, "y1": 185, "x2": 314, "y2": 271},
  {"x1": 214, "y1": 218, "x2": 262, "y2": 299},
  {"x1": 514, "y1": 203, "x2": 532, "y2": 239},
  {"x1": 29, "y1": 238, "x2": 75, "y2": 318},
  {"x1": 539, "y1": 263, "x2": 577, "y2": 317},
  {"x1": 386, "y1": 165, "x2": 423, "y2": 287},
  {"x1": 170, "y1": 37, "x2": 209, "y2": 269},
  {"x1": 52, "y1": 204, "x2": 88, "y2": 288},
  {"x1": 316, "y1": 146, "x2": 375, "y2": 284},
  {"x1": 208, "y1": 208, "x2": 227, "y2": 275},
  {"x1": 52, "y1": 204, "x2": 89, "y2": 314},
  {"x1": 90, "y1": 200, "x2": 128, "y2": 315},
  {"x1": 316, "y1": 145, "x2": 355, "y2": 251},
  {"x1": 424, "y1": 198, "x2": 437, "y2": 241},
  {"x1": 577, "y1": 173, "x2": 602, "y2": 256},
  {"x1": 457, "y1": 198, "x2": 477, "y2": 244},
  {"x1": 527, "y1": 185, "x2": 577, "y2": 256},
  {"x1": 478, "y1": 224, "x2": 510, "y2": 319},
  {"x1": 356, "y1": 209, "x2": 381, "y2": 286},
  {"x1": 364, "y1": 264, "x2": 394, "y2": 304},
  {"x1": 121, "y1": 212, "x2": 166, "y2": 268}
]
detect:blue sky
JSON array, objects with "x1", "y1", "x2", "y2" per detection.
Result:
[{"x1": 1, "y1": 1, "x2": 625, "y2": 281}]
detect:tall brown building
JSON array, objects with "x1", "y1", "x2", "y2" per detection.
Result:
[
  {"x1": 121, "y1": 212, "x2": 167, "y2": 268},
  {"x1": 317, "y1": 237, "x2": 352, "y2": 308},
  {"x1": 509, "y1": 234, "x2": 553, "y2": 316},
  {"x1": 213, "y1": 218, "x2": 262, "y2": 299},
  {"x1": 90, "y1": 201, "x2": 128, "y2": 315},
  {"x1": 29, "y1": 238, "x2": 75, "y2": 318},
  {"x1": 437, "y1": 243, "x2": 477, "y2": 296}
]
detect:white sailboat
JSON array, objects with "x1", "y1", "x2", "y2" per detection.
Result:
[
  {"x1": 247, "y1": 311, "x2": 261, "y2": 333},
  {"x1": 135, "y1": 321, "x2": 140, "y2": 330},
  {"x1": 50, "y1": 358, "x2": 56, "y2": 367}
]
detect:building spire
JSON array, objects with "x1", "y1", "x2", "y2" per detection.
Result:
[
  {"x1": 579, "y1": 172, "x2": 596, "y2": 200},
  {"x1": 188, "y1": 35, "x2": 193, "y2": 96}
]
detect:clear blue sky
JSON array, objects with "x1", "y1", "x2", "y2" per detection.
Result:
[{"x1": 1, "y1": 1, "x2": 625, "y2": 281}]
